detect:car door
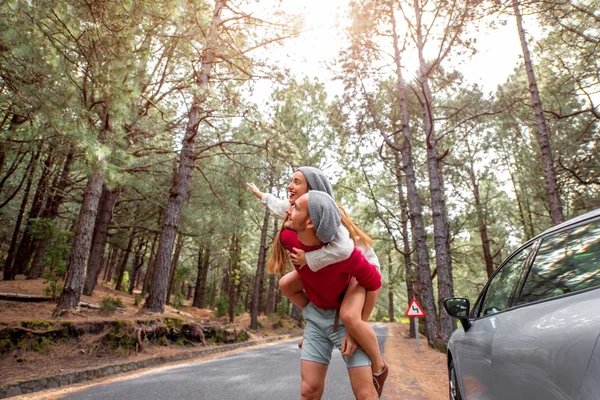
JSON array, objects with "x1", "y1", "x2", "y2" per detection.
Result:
[
  {"x1": 490, "y1": 219, "x2": 600, "y2": 400},
  {"x1": 451, "y1": 244, "x2": 535, "y2": 399}
]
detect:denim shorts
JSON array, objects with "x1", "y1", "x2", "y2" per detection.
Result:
[{"x1": 301, "y1": 302, "x2": 371, "y2": 368}]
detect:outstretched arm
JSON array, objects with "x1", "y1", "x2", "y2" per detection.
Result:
[{"x1": 246, "y1": 182, "x2": 289, "y2": 219}]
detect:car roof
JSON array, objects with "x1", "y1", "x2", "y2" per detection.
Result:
[{"x1": 535, "y1": 208, "x2": 600, "y2": 239}]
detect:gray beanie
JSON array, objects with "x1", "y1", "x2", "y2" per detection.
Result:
[
  {"x1": 297, "y1": 167, "x2": 334, "y2": 199},
  {"x1": 307, "y1": 191, "x2": 340, "y2": 243}
]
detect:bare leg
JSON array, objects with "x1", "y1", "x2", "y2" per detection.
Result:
[
  {"x1": 340, "y1": 278, "x2": 385, "y2": 373},
  {"x1": 279, "y1": 270, "x2": 308, "y2": 309},
  {"x1": 300, "y1": 360, "x2": 328, "y2": 400},
  {"x1": 348, "y1": 365, "x2": 378, "y2": 400}
]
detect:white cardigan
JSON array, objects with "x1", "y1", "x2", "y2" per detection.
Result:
[{"x1": 261, "y1": 193, "x2": 381, "y2": 272}]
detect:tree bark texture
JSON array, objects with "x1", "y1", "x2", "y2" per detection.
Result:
[
  {"x1": 414, "y1": 0, "x2": 455, "y2": 341},
  {"x1": 390, "y1": 4, "x2": 440, "y2": 346},
  {"x1": 166, "y1": 232, "x2": 184, "y2": 304},
  {"x1": 251, "y1": 207, "x2": 271, "y2": 329},
  {"x1": 83, "y1": 185, "x2": 120, "y2": 295},
  {"x1": 52, "y1": 170, "x2": 104, "y2": 317},
  {"x1": 513, "y1": 0, "x2": 564, "y2": 225},
  {"x1": 145, "y1": 0, "x2": 225, "y2": 313}
]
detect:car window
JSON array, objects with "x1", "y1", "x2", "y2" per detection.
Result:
[
  {"x1": 518, "y1": 219, "x2": 600, "y2": 304},
  {"x1": 478, "y1": 244, "x2": 534, "y2": 317}
]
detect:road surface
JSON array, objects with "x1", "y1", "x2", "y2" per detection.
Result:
[{"x1": 59, "y1": 324, "x2": 388, "y2": 400}]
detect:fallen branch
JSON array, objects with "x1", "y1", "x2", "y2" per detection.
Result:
[{"x1": 0, "y1": 292, "x2": 53, "y2": 302}]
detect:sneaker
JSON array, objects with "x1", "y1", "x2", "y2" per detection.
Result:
[{"x1": 372, "y1": 362, "x2": 388, "y2": 398}]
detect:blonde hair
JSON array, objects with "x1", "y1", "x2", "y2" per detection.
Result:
[{"x1": 266, "y1": 203, "x2": 373, "y2": 275}]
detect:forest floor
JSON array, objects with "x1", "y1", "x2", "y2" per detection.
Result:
[{"x1": 0, "y1": 276, "x2": 448, "y2": 399}]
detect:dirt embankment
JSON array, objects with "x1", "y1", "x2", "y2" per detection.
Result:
[{"x1": 0, "y1": 277, "x2": 304, "y2": 386}]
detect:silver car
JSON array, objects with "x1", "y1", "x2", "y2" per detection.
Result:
[{"x1": 444, "y1": 208, "x2": 600, "y2": 400}]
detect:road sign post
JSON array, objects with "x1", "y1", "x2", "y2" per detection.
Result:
[{"x1": 405, "y1": 299, "x2": 426, "y2": 351}]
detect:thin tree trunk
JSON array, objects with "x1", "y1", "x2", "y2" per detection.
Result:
[
  {"x1": 266, "y1": 216, "x2": 279, "y2": 314},
  {"x1": 12, "y1": 147, "x2": 56, "y2": 275},
  {"x1": 228, "y1": 233, "x2": 240, "y2": 323},
  {"x1": 513, "y1": 0, "x2": 563, "y2": 225},
  {"x1": 466, "y1": 159, "x2": 494, "y2": 278},
  {"x1": 251, "y1": 207, "x2": 271, "y2": 330},
  {"x1": 28, "y1": 144, "x2": 76, "y2": 279},
  {"x1": 145, "y1": 0, "x2": 225, "y2": 313},
  {"x1": 390, "y1": 4, "x2": 440, "y2": 346},
  {"x1": 102, "y1": 246, "x2": 115, "y2": 282},
  {"x1": 3, "y1": 148, "x2": 41, "y2": 280},
  {"x1": 83, "y1": 185, "x2": 120, "y2": 295},
  {"x1": 166, "y1": 232, "x2": 184, "y2": 304},
  {"x1": 393, "y1": 151, "x2": 416, "y2": 336},
  {"x1": 193, "y1": 244, "x2": 211, "y2": 309},
  {"x1": 142, "y1": 232, "x2": 159, "y2": 295},
  {"x1": 115, "y1": 228, "x2": 135, "y2": 292},
  {"x1": 129, "y1": 239, "x2": 146, "y2": 294},
  {"x1": 105, "y1": 246, "x2": 121, "y2": 283}
]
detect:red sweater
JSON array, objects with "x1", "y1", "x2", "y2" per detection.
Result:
[{"x1": 280, "y1": 229, "x2": 381, "y2": 310}]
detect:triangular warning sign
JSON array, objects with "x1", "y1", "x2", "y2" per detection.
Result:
[{"x1": 405, "y1": 299, "x2": 426, "y2": 317}]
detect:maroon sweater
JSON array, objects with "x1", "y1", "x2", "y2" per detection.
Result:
[{"x1": 280, "y1": 229, "x2": 381, "y2": 310}]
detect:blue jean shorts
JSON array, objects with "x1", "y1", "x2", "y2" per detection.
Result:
[{"x1": 301, "y1": 302, "x2": 371, "y2": 368}]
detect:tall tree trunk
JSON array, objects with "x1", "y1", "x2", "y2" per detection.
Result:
[
  {"x1": 166, "y1": 232, "x2": 185, "y2": 304},
  {"x1": 28, "y1": 144, "x2": 76, "y2": 279},
  {"x1": 414, "y1": 0, "x2": 455, "y2": 342},
  {"x1": 11, "y1": 146, "x2": 56, "y2": 275},
  {"x1": 387, "y1": 253, "x2": 395, "y2": 322},
  {"x1": 3, "y1": 148, "x2": 41, "y2": 280},
  {"x1": 145, "y1": 0, "x2": 225, "y2": 313},
  {"x1": 102, "y1": 246, "x2": 116, "y2": 282},
  {"x1": 266, "y1": 217, "x2": 279, "y2": 314},
  {"x1": 393, "y1": 151, "x2": 417, "y2": 336},
  {"x1": 513, "y1": 0, "x2": 563, "y2": 225},
  {"x1": 142, "y1": 232, "x2": 159, "y2": 295},
  {"x1": 251, "y1": 207, "x2": 271, "y2": 329},
  {"x1": 83, "y1": 185, "x2": 120, "y2": 295},
  {"x1": 105, "y1": 246, "x2": 121, "y2": 282},
  {"x1": 466, "y1": 160, "x2": 494, "y2": 278},
  {"x1": 52, "y1": 169, "x2": 104, "y2": 317},
  {"x1": 115, "y1": 228, "x2": 135, "y2": 292},
  {"x1": 193, "y1": 243, "x2": 211, "y2": 309},
  {"x1": 228, "y1": 233, "x2": 240, "y2": 323},
  {"x1": 390, "y1": 4, "x2": 440, "y2": 346},
  {"x1": 129, "y1": 239, "x2": 146, "y2": 294}
]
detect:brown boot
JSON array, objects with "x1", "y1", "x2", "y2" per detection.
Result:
[{"x1": 372, "y1": 362, "x2": 388, "y2": 398}]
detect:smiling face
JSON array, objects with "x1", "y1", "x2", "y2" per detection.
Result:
[
  {"x1": 287, "y1": 171, "x2": 309, "y2": 204},
  {"x1": 284, "y1": 194, "x2": 312, "y2": 233}
]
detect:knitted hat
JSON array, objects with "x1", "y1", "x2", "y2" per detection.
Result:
[
  {"x1": 307, "y1": 191, "x2": 340, "y2": 243},
  {"x1": 297, "y1": 167, "x2": 334, "y2": 199}
]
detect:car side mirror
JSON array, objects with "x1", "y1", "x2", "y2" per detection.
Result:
[{"x1": 444, "y1": 297, "x2": 472, "y2": 331}]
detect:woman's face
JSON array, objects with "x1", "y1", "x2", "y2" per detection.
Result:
[{"x1": 287, "y1": 171, "x2": 309, "y2": 204}]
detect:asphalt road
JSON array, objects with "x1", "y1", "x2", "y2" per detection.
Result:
[{"x1": 59, "y1": 324, "x2": 389, "y2": 400}]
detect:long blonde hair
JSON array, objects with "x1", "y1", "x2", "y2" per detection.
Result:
[{"x1": 266, "y1": 203, "x2": 373, "y2": 275}]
